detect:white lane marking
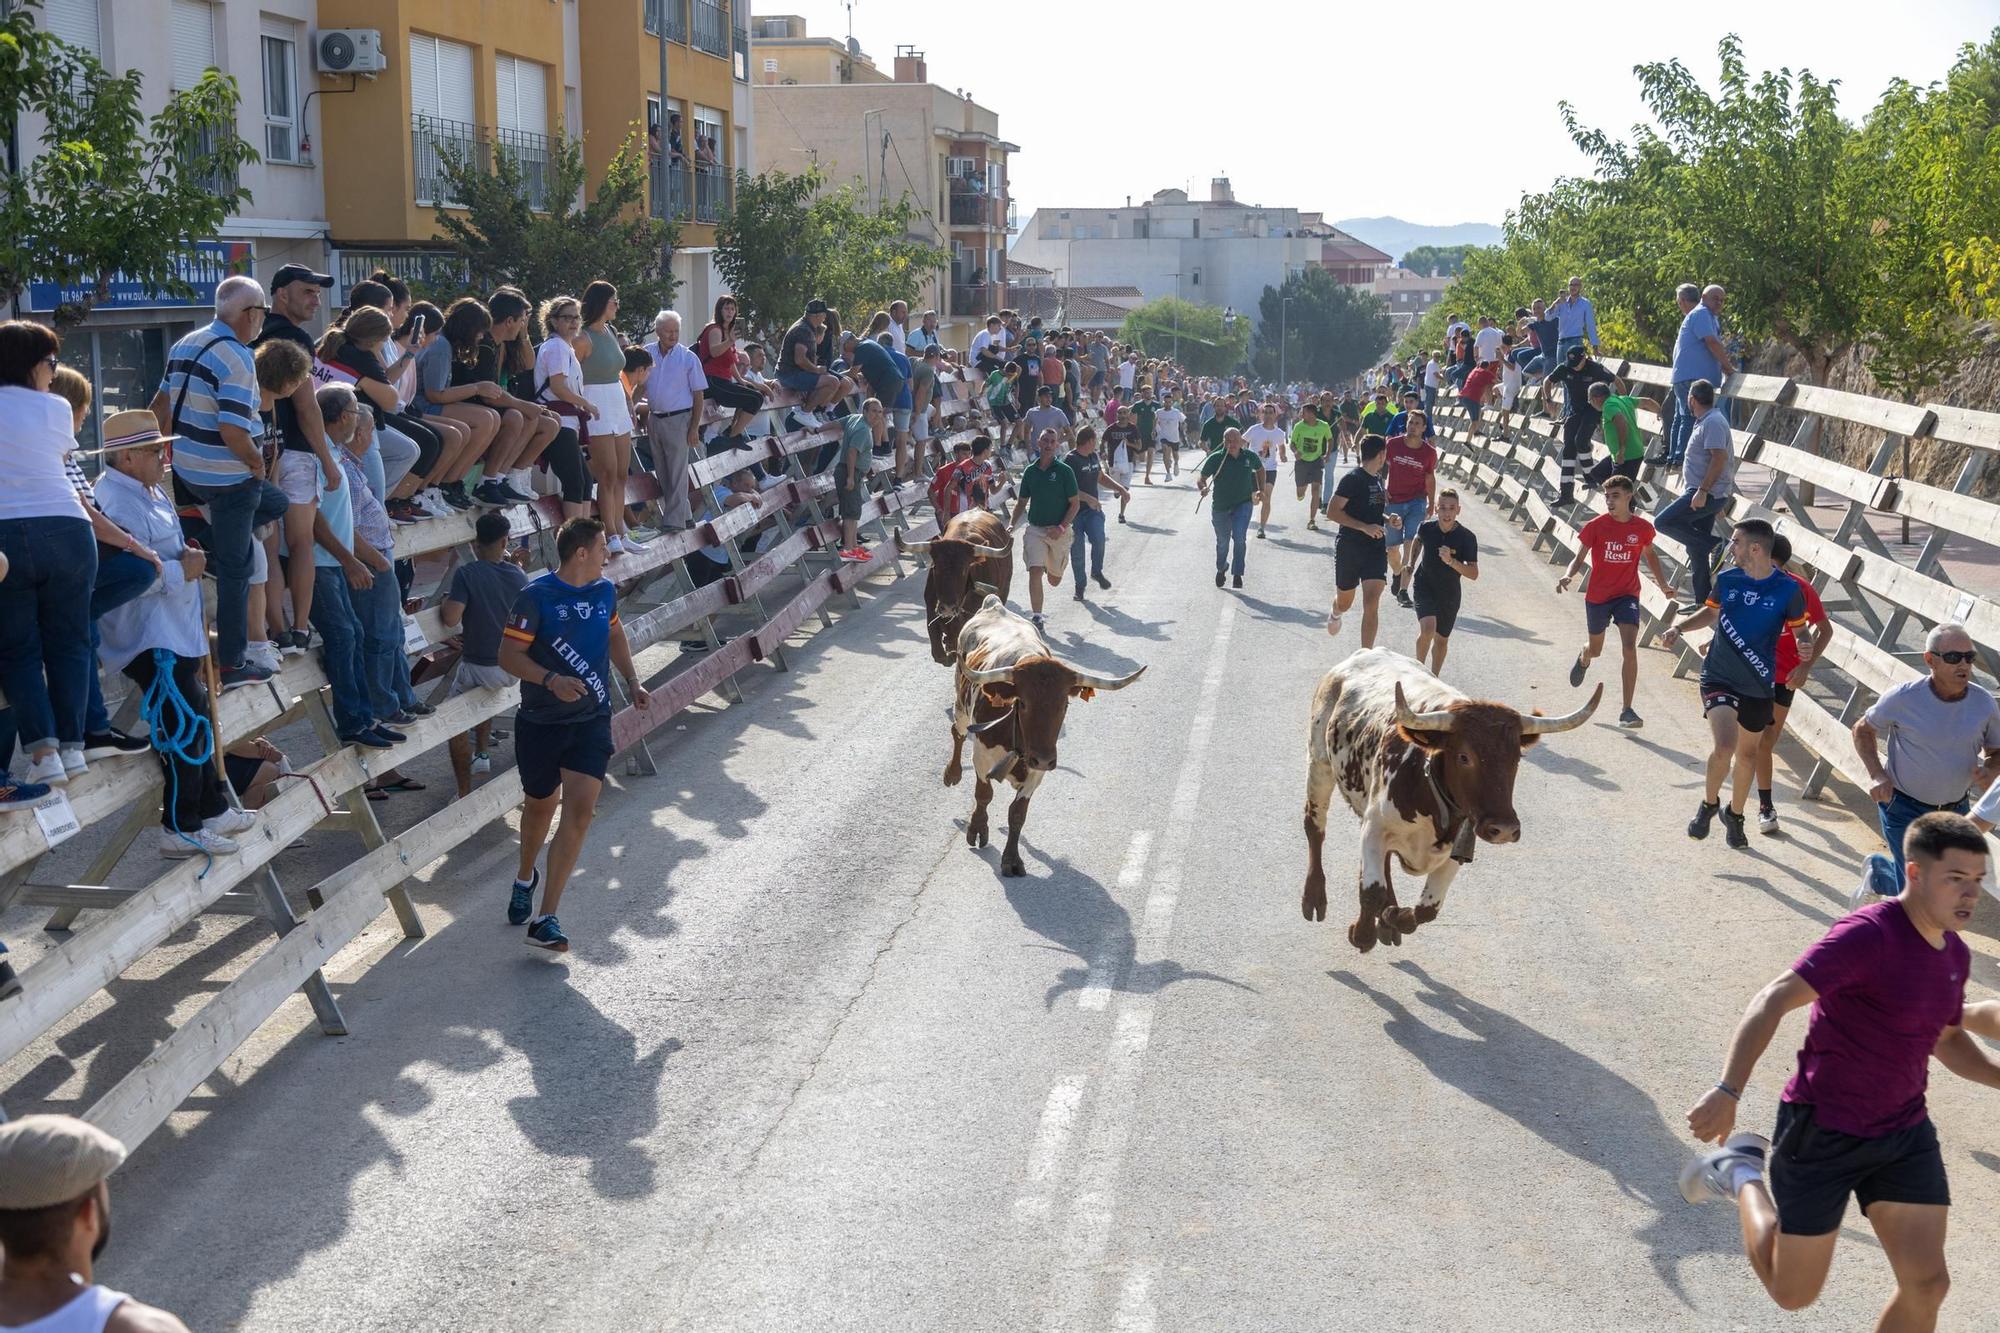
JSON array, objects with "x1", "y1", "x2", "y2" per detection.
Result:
[
  {"x1": 1013, "y1": 1074, "x2": 1088, "y2": 1221},
  {"x1": 1042, "y1": 603, "x2": 1235, "y2": 1332},
  {"x1": 1079, "y1": 830, "x2": 1155, "y2": 1010},
  {"x1": 1114, "y1": 1259, "x2": 1158, "y2": 1333}
]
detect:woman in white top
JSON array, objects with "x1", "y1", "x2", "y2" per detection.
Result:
[
  {"x1": 534, "y1": 295, "x2": 601, "y2": 521},
  {"x1": 0, "y1": 322, "x2": 97, "y2": 789}
]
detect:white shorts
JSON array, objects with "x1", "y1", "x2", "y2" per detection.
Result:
[
  {"x1": 912, "y1": 410, "x2": 933, "y2": 442},
  {"x1": 1111, "y1": 462, "x2": 1134, "y2": 486},
  {"x1": 583, "y1": 382, "x2": 634, "y2": 437},
  {"x1": 892, "y1": 407, "x2": 912, "y2": 433},
  {"x1": 276, "y1": 450, "x2": 323, "y2": 505}
]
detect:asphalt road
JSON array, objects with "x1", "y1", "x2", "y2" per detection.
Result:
[{"x1": 46, "y1": 462, "x2": 2000, "y2": 1330}]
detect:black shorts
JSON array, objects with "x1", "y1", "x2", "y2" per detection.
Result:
[
  {"x1": 1701, "y1": 684, "x2": 1775, "y2": 733},
  {"x1": 1585, "y1": 594, "x2": 1641, "y2": 636},
  {"x1": 1773, "y1": 682, "x2": 1797, "y2": 709},
  {"x1": 990, "y1": 402, "x2": 1020, "y2": 424},
  {"x1": 516, "y1": 714, "x2": 614, "y2": 799},
  {"x1": 1334, "y1": 536, "x2": 1388, "y2": 591},
  {"x1": 1770, "y1": 1102, "x2": 1949, "y2": 1236},
  {"x1": 1294, "y1": 458, "x2": 1325, "y2": 487},
  {"x1": 1586, "y1": 452, "x2": 1643, "y2": 489},
  {"x1": 1413, "y1": 583, "x2": 1461, "y2": 636}
]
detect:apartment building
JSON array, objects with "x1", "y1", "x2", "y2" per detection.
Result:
[
  {"x1": 316, "y1": 0, "x2": 751, "y2": 317},
  {"x1": 751, "y1": 32, "x2": 1013, "y2": 348},
  {"x1": 11, "y1": 0, "x2": 326, "y2": 445},
  {"x1": 747, "y1": 13, "x2": 888, "y2": 85}
]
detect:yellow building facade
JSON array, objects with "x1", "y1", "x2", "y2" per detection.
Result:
[{"x1": 316, "y1": 0, "x2": 746, "y2": 303}]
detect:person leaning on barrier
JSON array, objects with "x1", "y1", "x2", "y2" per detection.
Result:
[{"x1": 0, "y1": 1115, "x2": 191, "y2": 1332}]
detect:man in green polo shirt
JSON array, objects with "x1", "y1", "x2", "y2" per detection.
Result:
[
  {"x1": 1010, "y1": 427, "x2": 1079, "y2": 631},
  {"x1": 1198, "y1": 427, "x2": 1265, "y2": 589},
  {"x1": 1359, "y1": 392, "x2": 1396, "y2": 439},
  {"x1": 1586, "y1": 388, "x2": 1647, "y2": 490},
  {"x1": 1290, "y1": 403, "x2": 1334, "y2": 529},
  {"x1": 1200, "y1": 398, "x2": 1241, "y2": 452}
]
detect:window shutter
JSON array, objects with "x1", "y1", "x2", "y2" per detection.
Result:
[
  {"x1": 495, "y1": 55, "x2": 517, "y2": 132},
  {"x1": 170, "y1": 0, "x2": 216, "y2": 91},
  {"x1": 437, "y1": 38, "x2": 474, "y2": 124},
  {"x1": 408, "y1": 34, "x2": 438, "y2": 117},
  {"x1": 37, "y1": 0, "x2": 101, "y2": 56},
  {"x1": 517, "y1": 61, "x2": 547, "y2": 136}
]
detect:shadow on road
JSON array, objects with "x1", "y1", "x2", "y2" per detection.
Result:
[
  {"x1": 1232, "y1": 594, "x2": 1329, "y2": 629},
  {"x1": 1079, "y1": 600, "x2": 1175, "y2": 642},
  {"x1": 1453, "y1": 614, "x2": 1552, "y2": 646},
  {"x1": 1001, "y1": 853, "x2": 1251, "y2": 1011},
  {"x1": 1330, "y1": 960, "x2": 1728, "y2": 1305},
  {"x1": 1523, "y1": 739, "x2": 1619, "y2": 793}
]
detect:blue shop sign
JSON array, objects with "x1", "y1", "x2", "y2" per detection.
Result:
[{"x1": 24, "y1": 240, "x2": 254, "y2": 313}]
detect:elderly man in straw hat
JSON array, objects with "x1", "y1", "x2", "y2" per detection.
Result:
[{"x1": 0, "y1": 1114, "x2": 190, "y2": 1331}]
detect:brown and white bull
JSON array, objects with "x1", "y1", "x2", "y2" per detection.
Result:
[
  {"x1": 905, "y1": 509, "x2": 1013, "y2": 665},
  {"x1": 945, "y1": 596, "x2": 1143, "y2": 876},
  {"x1": 1303, "y1": 648, "x2": 1599, "y2": 951}
]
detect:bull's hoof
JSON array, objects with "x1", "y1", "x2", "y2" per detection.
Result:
[
  {"x1": 1000, "y1": 855, "x2": 1026, "y2": 877},
  {"x1": 1348, "y1": 917, "x2": 1378, "y2": 953},
  {"x1": 1376, "y1": 908, "x2": 1405, "y2": 948},
  {"x1": 1388, "y1": 906, "x2": 1419, "y2": 936},
  {"x1": 1414, "y1": 904, "x2": 1440, "y2": 926},
  {"x1": 943, "y1": 761, "x2": 963, "y2": 787},
  {"x1": 967, "y1": 821, "x2": 988, "y2": 848},
  {"x1": 1302, "y1": 874, "x2": 1327, "y2": 922}
]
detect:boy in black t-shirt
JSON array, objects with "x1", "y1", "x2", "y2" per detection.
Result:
[
  {"x1": 1324, "y1": 434, "x2": 1390, "y2": 647},
  {"x1": 1411, "y1": 490, "x2": 1479, "y2": 674}
]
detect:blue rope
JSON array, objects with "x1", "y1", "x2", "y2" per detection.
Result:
[{"x1": 138, "y1": 649, "x2": 215, "y2": 877}]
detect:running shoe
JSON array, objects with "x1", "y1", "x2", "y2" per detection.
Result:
[
  {"x1": 441, "y1": 484, "x2": 474, "y2": 511},
  {"x1": 0, "y1": 777, "x2": 53, "y2": 811},
  {"x1": 1214, "y1": 570, "x2": 1225, "y2": 588},
  {"x1": 386, "y1": 498, "x2": 422, "y2": 525},
  {"x1": 159, "y1": 827, "x2": 240, "y2": 859},
  {"x1": 1325, "y1": 608, "x2": 1343, "y2": 636},
  {"x1": 471, "y1": 751, "x2": 492, "y2": 775},
  {"x1": 367, "y1": 724, "x2": 408, "y2": 746},
  {"x1": 416, "y1": 488, "x2": 455, "y2": 518},
  {"x1": 839, "y1": 547, "x2": 871, "y2": 562},
  {"x1": 525, "y1": 914, "x2": 570, "y2": 952},
  {"x1": 623, "y1": 531, "x2": 653, "y2": 551},
  {"x1": 472, "y1": 479, "x2": 509, "y2": 507},
  {"x1": 246, "y1": 641, "x2": 284, "y2": 674},
  {"x1": 1094, "y1": 574, "x2": 1111, "y2": 590},
  {"x1": 1569, "y1": 653, "x2": 1588, "y2": 688},
  {"x1": 204, "y1": 807, "x2": 258, "y2": 837},
  {"x1": 1232, "y1": 574, "x2": 1244, "y2": 589},
  {"x1": 1257, "y1": 528, "x2": 1268, "y2": 539},
  {"x1": 1073, "y1": 585, "x2": 1086, "y2": 601},
  {"x1": 1687, "y1": 800, "x2": 1718, "y2": 840},
  {"x1": 1617, "y1": 707, "x2": 1644, "y2": 729},
  {"x1": 1758, "y1": 806, "x2": 1780, "y2": 836},
  {"x1": 509, "y1": 869, "x2": 539, "y2": 926},
  {"x1": 340, "y1": 729, "x2": 395, "y2": 751},
  {"x1": 1718, "y1": 805, "x2": 1749, "y2": 849},
  {"x1": 1679, "y1": 1132, "x2": 1770, "y2": 1206},
  {"x1": 58, "y1": 747, "x2": 86, "y2": 779},
  {"x1": 606, "y1": 535, "x2": 627, "y2": 555},
  {"x1": 23, "y1": 753, "x2": 67, "y2": 788},
  {"x1": 403, "y1": 701, "x2": 437, "y2": 718},
  {"x1": 1030, "y1": 612, "x2": 1045, "y2": 631},
  {"x1": 496, "y1": 480, "x2": 537, "y2": 504},
  {"x1": 83, "y1": 729, "x2": 150, "y2": 761}
]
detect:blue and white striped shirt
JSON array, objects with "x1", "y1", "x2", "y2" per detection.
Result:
[{"x1": 158, "y1": 319, "x2": 259, "y2": 489}]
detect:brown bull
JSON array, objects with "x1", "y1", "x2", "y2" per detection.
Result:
[
  {"x1": 1302, "y1": 648, "x2": 1599, "y2": 951},
  {"x1": 944, "y1": 596, "x2": 1143, "y2": 876},
  {"x1": 906, "y1": 509, "x2": 1013, "y2": 665}
]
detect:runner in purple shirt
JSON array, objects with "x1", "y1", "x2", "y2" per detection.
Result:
[{"x1": 1676, "y1": 812, "x2": 1996, "y2": 1326}]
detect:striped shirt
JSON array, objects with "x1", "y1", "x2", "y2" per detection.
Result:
[{"x1": 158, "y1": 319, "x2": 259, "y2": 489}]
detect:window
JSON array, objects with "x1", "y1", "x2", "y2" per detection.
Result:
[
  {"x1": 170, "y1": 0, "x2": 217, "y2": 91},
  {"x1": 409, "y1": 32, "x2": 476, "y2": 124},
  {"x1": 1191, "y1": 270, "x2": 1202, "y2": 286},
  {"x1": 495, "y1": 55, "x2": 549, "y2": 136},
  {"x1": 260, "y1": 26, "x2": 299, "y2": 163},
  {"x1": 39, "y1": 0, "x2": 101, "y2": 56}
]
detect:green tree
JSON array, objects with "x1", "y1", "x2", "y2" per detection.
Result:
[
  {"x1": 1118, "y1": 298, "x2": 1249, "y2": 378},
  {"x1": 0, "y1": 1, "x2": 257, "y2": 327},
  {"x1": 1251, "y1": 267, "x2": 1392, "y2": 386},
  {"x1": 433, "y1": 126, "x2": 675, "y2": 323},
  {"x1": 715, "y1": 165, "x2": 949, "y2": 343},
  {"x1": 1400, "y1": 245, "x2": 1473, "y2": 278}
]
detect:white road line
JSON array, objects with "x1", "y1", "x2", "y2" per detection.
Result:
[
  {"x1": 1114, "y1": 1259, "x2": 1158, "y2": 1333},
  {"x1": 1013, "y1": 1074, "x2": 1090, "y2": 1221},
  {"x1": 1042, "y1": 603, "x2": 1236, "y2": 1332},
  {"x1": 1079, "y1": 830, "x2": 1156, "y2": 1011}
]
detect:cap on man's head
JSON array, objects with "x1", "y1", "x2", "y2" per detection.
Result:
[
  {"x1": 0, "y1": 1115, "x2": 126, "y2": 1209},
  {"x1": 805, "y1": 298, "x2": 829, "y2": 315},
  {"x1": 271, "y1": 263, "x2": 333, "y2": 291}
]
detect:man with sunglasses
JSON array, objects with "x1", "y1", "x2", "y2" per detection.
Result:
[{"x1": 1849, "y1": 623, "x2": 2000, "y2": 905}]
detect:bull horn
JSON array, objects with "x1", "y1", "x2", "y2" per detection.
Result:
[
  {"x1": 1067, "y1": 664, "x2": 1146, "y2": 692},
  {"x1": 970, "y1": 543, "x2": 1009, "y2": 557},
  {"x1": 1519, "y1": 683, "x2": 1604, "y2": 736},
  {"x1": 1393, "y1": 681, "x2": 1458, "y2": 732},
  {"x1": 962, "y1": 664, "x2": 1013, "y2": 686},
  {"x1": 967, "y1": 709, "x2": 1014, "y2": 738},
  {"x1": 901, "y1": 538, "x2": 932, "y2": 556}
]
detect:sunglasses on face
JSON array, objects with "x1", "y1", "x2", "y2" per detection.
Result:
[{"x1": 1932, "y1": 650, "x2": 1977, "y2": 665}]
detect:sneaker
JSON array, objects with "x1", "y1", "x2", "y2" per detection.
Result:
[
  {"x1": 838, "y1": 547, "x2": 870, "y2": 562},
  {"x1": 1718, "y1": 805, "x2": 1748, "y2": 849},
  {"x1": 1395, "y1": 589, "x2": 1414, "y2": 609},
  {"x1": 1214, "y1": 570, "x2": 1226, "y2": 588},
  {"x1": 525, "y1": 914, "x2": 570, "y2": 953},
  {"x1": 1094, "y1": 574, "x2": 1111, "y2": 590},
  {"x1": 1644, "y1": 449, "x2": 1671, "y2": 467},
  {"x1": 622, "y1": 531, "x2": 652, "y2": 551},
  {"x1": 385, "y1": 498, "x2": 420, "y2": 525},
  {"x1": 403, "y1": 701, "x2": 435, "y2": 718},
  {"x1": 219, "y1": 662, "x2": 276, "y2": 690},
  {"x1": 1325, "y1": 608, "x2": 1343, "y2": 637},
  {"x1": 1117, "y1": 513, "x2": 1127, "y2": 524},
  {"x1": 441, "y1": 484, "x2": 473, "y2": 511},
  {"x1": 385, "y1": 710, "x2": 419, "y2": 726},
  {"x1": 0, "y1": 953, "x2": 20, "y2": 1002},
  {"x1": 1853, "y1": 855, "x2": 1899, "y2": 909},
  {"x1": 1679, "y1": 1133, "x2": 1770, "y2": 1206},
  {"x1": 1617, "y1": 706, "x2": 1644, "y2": 729},
  {"x1": 204, "y1": 807, "x2": 258, "y2": 837},
  {"x1": 1232, "y1": 574, "x2": 1244, "y2": 588},
  {"x1": 606, "y1": 535, "x2": 628, "y2": 555},
  {"x1": 471, "y1": 751, "x2": 492, "y2": 775},
  {"x1": 277, "y1": 629, "x2": 311, "y2": 658},
  {"x1": 24, "y1": 752, "x2": 67, "y2": 788},
  {"x1": 1758, "y1": 806, "x2": 1780, "y2": 836},
  {"x1": 0, "y1": 777, "x2": 53, "y2": 810},
  {"x1": 509, "y1": 869, "x2": 540, "y2": 926},
  {"x1": 58, "y1": 746, "x2": 86, "y2": 779},
  {"x1": 416, "y1": 488, "x2": 455, "y2": 518},
  {"x1": 1257, "y1": 528, "x2": 1268, "y2": 539},
  {"x1": 246, "y1": 641, "x2": 284, "y2": 674},
  {"x1": 1687, "y1": 800, "x2": 1718, "y2": 840},
  {"x1": 83, "y1": 729, "x2": 150, "y2": 761},
  {"x1": 1073, "y1": 585, "x2": 1086, "y2": 601},
  {"x1": 472, "y1": 479, "x2": 509, "y2": 507},
  {"x1": 340, "y1": 729, "x2": 395, "y2": 751},
  {"x1": 1307, "y1": 519, "x2": 1319, "y2": 531},
  {"x1": 367, "y1": 724, "x2": 408, "y2": 746},
  {"x1": 159, "y1": 827, "x2": 240, "y2": 859},
  {"x1": 1568, "y1": 653, "x2": 1588, "y2": 688},
  {"x1": 793, "y1": 408, "x2": 824, "y2": 428},
  {"x1": 497, "y1": 480, "x2": 537, "y2": 504}
]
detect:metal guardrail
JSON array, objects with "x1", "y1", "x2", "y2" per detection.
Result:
[
  {"x1": 951, "y1": 284, "x2": 993, "y2": 319},
  {"x1": 492, "y1": 124, "x2": 553, "y2": 212},
  {"x1": 644, "y1": 0, "x2": 689, "y2": 43},
  {"x1": 413, "y1": 115, "x2": 553, "y2": 212},
  {"x1": 651, "y1": 156, "x2": 690, "y2": 221},
  {"x1": 692, "y1": 0, "x2": 729, "y2": 55},
  {"x1": 694, "y1": 162, "x2": 729, "y2": 223}
]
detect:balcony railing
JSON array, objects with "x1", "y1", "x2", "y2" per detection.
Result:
[
  {"x1": 694, "y1": 163, "x2": 729, "y2": 223},
  {"x1": 644, "y1": 0, "x2": 688, "y2": 44},
  {"x1": 692, "y1": 0, "x2": 728, "y2": 55},
  {"x1": 652, "y1": 158, "x2": 730, "y2": 224},
  {"x1": 181, "y1": 122, "x2": 239, "y2": 197},
  {"x1": 413, "y1": 114, "x2": 551, "y2": 211},
  {"x1": 733, "y1": 24, "x2": 749, "y2": 81},
  {"x1": 950, "y1": 283, "x2": 993, "y2": 319},
  {"x1": 948, "y1": 193, "x2": 1004, "y2": 229},
  {"x1": 651, "y1": 156, "x2": 689, "y2": 221}
]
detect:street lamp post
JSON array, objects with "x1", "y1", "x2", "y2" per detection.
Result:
[
  {"x1": 1165, "y1": 271, "x2": 1183, "y2": 362},
  {"x1": 1279, "y1": 295, "x2": 1293, "y2": 393}
]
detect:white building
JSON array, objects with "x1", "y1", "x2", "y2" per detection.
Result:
[
  {"x1": 13, "y1": 0, "x2": 329, "y2": 447},
  {"x1": 1008, "y1": 178, "x2": 1328, "y2": 323}
]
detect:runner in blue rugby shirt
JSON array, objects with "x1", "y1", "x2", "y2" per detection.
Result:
[
  {"x1": 499, "y1": 517, "x2": 650, "y2": 951},
  {"x1": 1663, "y1": 518, "x2": 1813, "y2": 850}
]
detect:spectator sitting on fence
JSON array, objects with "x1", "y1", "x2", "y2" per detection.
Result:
[
  {"x1": 738, "y1": 341, "x2": 778, "y2": 439},
  {"x1": 224, "y1": 735, "x2": 290, "y2": 812},
  {"x1": 777, "y1": 300, "x2": 847, "y2": 427},
  {"x1": 409, "y1": 299, "x2": 499, "y2": 513},
  {"x1": 0, "y1": 1114, "x2": 194, "y2": 1332},
  {"x1": 92, "y1": 409, "x2": 257, "y2": 858},
  {"x1": 308, "y1": 385, "x2": 402, "y2": 753},
  {"x1": 695, "y1": 295, "x2": 766, "y2": 448},
  {"x1": 46, "y1": 366, "x2": 159, "y2": 766},
  {"x1": 482, "y1": 286, "x2": 568, "y2": 504},
  {"x1": 438, "y1": 512, "x2": 527, "y2": 799},
  {"x1": 0, "y1": 320, "x2": 102, "y2": 791},
  {"x1": 338, "y1": 280, "x2": 447, "y2": 525}
]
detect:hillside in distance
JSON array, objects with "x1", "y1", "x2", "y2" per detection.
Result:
[{"x1": 1334, "y1": 217, "x2": 1502, "y2": 267}]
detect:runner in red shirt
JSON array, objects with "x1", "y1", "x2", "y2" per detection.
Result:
[
  {"x1": 1458, "y1": 362, "x2": 1500, "y2": 439},
  {"x1": 929, "y1": 438, "x2": 973, "y2": 519},
  {"x1": 1380, "y1": 419, "x2": 1437, "y2": 610},
  {"x1": 1753, "y1": 534, "x2": 1835, "y2": 834},
  {"x1": 1554, "y1": 474, "x2": 1675, "y2": 727}
]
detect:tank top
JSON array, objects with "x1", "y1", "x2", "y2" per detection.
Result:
[
  {"x1": 579, "y1": 326, "x2": 625, "y2": 386},
  {"x1": 696, "y1": 323, "x2": 738, "y2": 381},
  {"x1": 2, "y1": 1285, "x2": 128, "y2": 1333}
]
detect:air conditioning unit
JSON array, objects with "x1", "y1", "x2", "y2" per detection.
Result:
[{"x1": 315, "y1": 29, "x2": 386, "y2": 75}]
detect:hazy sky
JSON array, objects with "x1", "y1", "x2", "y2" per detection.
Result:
[{"x1": 760, "y1": 1, "x2": 1997, "y2": 230}]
